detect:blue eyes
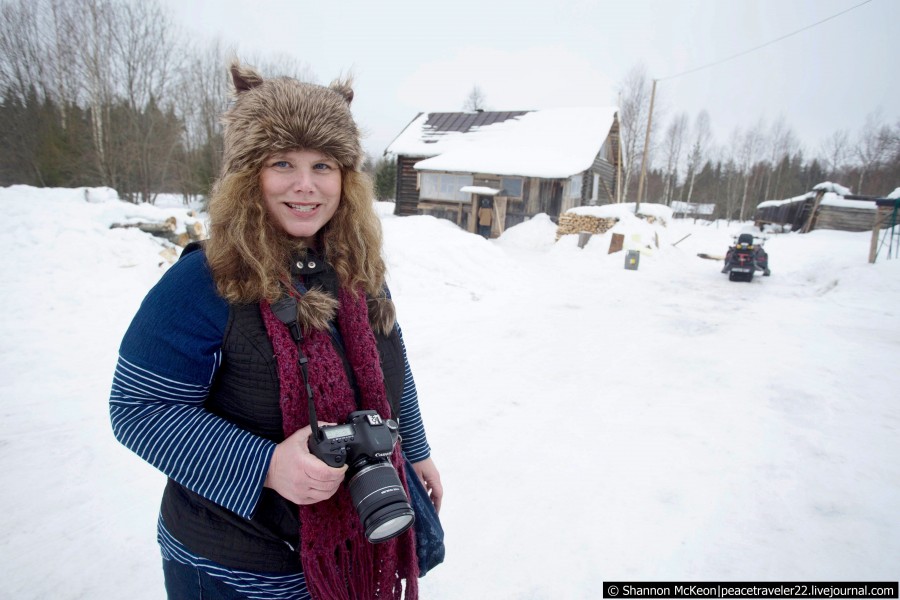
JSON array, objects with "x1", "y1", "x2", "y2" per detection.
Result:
[{"x1": 269, "y1": 160, "x2": 335, "y2": 171}]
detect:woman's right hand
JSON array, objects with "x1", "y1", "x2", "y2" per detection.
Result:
[{"x1": 264, "y1": 425, "x2": 347, "y2": 504}]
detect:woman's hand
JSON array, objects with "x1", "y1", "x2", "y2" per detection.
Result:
[
  {"x1": 411, "y1": 457, "x2": 443, "y2": 513},
  {"x1": 264, "y1": 425, "x2": 347, "y2": 505}
]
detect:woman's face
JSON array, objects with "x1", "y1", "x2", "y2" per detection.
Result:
[{"x1": 260, "y1": 149, "x2": 342, "y2": 243}]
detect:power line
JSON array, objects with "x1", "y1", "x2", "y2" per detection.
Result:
[{"x1": 659, "y1": 0, "x2": 874, "y2": 81}]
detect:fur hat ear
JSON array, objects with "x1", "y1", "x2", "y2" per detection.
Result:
[
  {"x1": 329, "y1": 77, "x2": 354, "y2": 105},
  {"x1": 230, "y1": 62, "x2": 264, "y2": 93}
]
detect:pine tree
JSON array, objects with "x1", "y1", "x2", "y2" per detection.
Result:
[{"x1": 374, "y1": 156, "x2": 397, "y2": 201}]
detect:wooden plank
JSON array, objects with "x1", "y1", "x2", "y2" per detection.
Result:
[
  {"x1": 609, "y1": 233, "x2": 624, "y2": 254},
  {"x1": 801, "y1": 191, "x2": 824, "y2": 233}
]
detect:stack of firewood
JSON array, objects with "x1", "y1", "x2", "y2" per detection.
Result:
[{"x1": 555, "y1": 213, "x2": 619, "y2": 240}]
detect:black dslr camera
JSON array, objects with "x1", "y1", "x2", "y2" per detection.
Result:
[{"x1": 309, "y1": 410, "x2": 415, "y2": 543}]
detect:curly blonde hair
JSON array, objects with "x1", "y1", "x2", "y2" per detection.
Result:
[{"x1": 204, "y1": 165, "x2": 386, "y2": 304}]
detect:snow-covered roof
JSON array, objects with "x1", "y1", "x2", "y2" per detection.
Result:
[
  {"x1": 460, "y1": 186, "x2": 501, "y2": 196},
  {"x1": 386, "y1": 106, "x2": 618, "y2": 179},
  {"x1": 670, "y1": 201, "x2": 715, "y2": 215},
  {"x1": 813, "y1": 181, "x2": 852, "y2": 196},
  {"x1": 757, "y1": 184, "x2": 875, "y2": 211},
  {"x1": 757, "y1": 192, "x2": 815, "y2": 209}
]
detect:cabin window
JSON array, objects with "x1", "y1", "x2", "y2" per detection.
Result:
[
  {"x1": 419, "y1": 172, "x2": 474, "y2": 202},
  {"x1": 500, "y1": 177, "x2": 523, "y2": 198},
  {"x1": 566, "y1": 174, "x2": 583, "y2": 199}
]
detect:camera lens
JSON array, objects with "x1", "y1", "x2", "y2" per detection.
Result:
[{"x1": 348, "y1": 463, "x2": 415, "y2": 543}]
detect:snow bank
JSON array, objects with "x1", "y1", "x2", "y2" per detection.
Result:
[{"x1": 2, "y1": 185, "x2": 899, "y2": 599}]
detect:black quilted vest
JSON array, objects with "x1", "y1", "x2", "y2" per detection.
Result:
[{"x1": 160, "y1": 271, "x2": 405, "y2": 573}]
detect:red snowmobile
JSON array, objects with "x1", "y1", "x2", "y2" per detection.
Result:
[{"x1": 721, "y1": 233, "x2": 770, "y2": 282}]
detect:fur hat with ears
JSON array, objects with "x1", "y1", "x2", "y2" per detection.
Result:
[{"x1": 221, "y1": 61, "x2": 363, "y2": 175}]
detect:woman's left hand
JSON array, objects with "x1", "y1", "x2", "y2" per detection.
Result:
[{"x1": 411, "y1": 457, "x2": 443, "y2": 513}]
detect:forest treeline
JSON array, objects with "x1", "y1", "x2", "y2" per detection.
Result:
[
  {"x1": 1, "y1": 0, "x2": 897, "y2": 213},
  {"x1": 615, "y1": 65, "x2": 899, "y2": 220},
  {"x1": 0, "y1": 0, "x2": 395, "y2": 203}
]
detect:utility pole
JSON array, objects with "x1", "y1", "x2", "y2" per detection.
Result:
[
  {"x1": 616, "y1": 92, "x2": 623, "y2": 203},
  {"x1": 635, "y1": 78, "x2": 657, "y2": 214}
]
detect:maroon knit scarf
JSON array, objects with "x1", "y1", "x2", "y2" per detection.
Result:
[{"x1": 260, "y1": 287, "x2": 419, "y2": 600}]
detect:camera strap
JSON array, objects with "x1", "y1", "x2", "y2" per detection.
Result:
[{"x1": 271, "y1": 292, "x2": 320, "y2": 440}]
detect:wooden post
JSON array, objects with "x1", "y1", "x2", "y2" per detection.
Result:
[
  {"x1": 635, "y1": 78, "x2": 657, "y2": 214},
  {"x1": 869, "y1": 209, "x2": 881, "y2": 263},
  {"x1": 616, "y1": 123, "x2": 623, "y2": 203}
]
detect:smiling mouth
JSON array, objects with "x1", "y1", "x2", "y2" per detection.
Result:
[{"x1": 286, "y1": 203, "x2": 317, "y2": 213}]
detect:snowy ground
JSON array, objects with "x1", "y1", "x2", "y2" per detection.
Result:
[{"x1": 1, "y1": 186, "x2": 898, "y2": 599}]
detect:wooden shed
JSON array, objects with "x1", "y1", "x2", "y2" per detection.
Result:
[
  {"x1": 385, "y1": 107, "x2": 620, "y2": 237},
  {"x1": 754, "y1": 182, "x2": 879, "y2": 233}
]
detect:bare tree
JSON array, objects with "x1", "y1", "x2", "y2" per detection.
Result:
[
  {"x1": 616, "y1": 63, "x2": 655, "y2": 204},
  {"x1": 463, "y1": 85, "x2": 486, "y2": 112},
  {"x1": 736, "y1": 120, "x2": 765, "y2": 221},
  {"x1": 173, "y1": 38, "x2": 231, "y2": 200},
  {"x1": 855, "y1": 109, "x2": 892, "y2": 194},
  {"x1": 70, "y1": 0, "x2": 117, "y2": 187},
  {"x1": 684, "y1": 110, "x2": 711, "y2": 205},
  {"x1": 819, "y1": 129, "x2": 850, "y2": 183},
  {"x1": 660, "y1": 111, "x2": 688, "y2": 205},
  {"x1": 46, "y1": 0, "x2": 86, "y2": 127},
  {"x1": 108, "y1": 0, "x2": 183, "y2": 202},
  {"x1": 241, "y1": 51, "x2": 317, "y2": 83},
  {"x1": 763, "y1": 115, "x2": 798, "y2": 200},
  {"x1": 0, "y1": 0, "x2": 50, "y2": 102},
  {"x1": 719, "y1": 128, "x2": 743, "y2": 221}
]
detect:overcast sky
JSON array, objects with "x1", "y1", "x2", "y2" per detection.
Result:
[{"x1": 161, "y1": 0, "x2": 898, "y2": 161}]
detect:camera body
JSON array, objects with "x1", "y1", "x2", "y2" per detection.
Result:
[
  {"x1": 308, "y1": 410, "x2": 415, "y2": 543},
  {"x1": 309, "y1": 410, "x2": 399, "y2": 469}
]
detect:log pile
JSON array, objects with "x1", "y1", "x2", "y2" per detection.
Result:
[
  {"x1": 555, "y1": 213, "x2": 619, "y2": 240},
  {"x1": 110, "y1": 213, "x2": 206, "y2": 247}
]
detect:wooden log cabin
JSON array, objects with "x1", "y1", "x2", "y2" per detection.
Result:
[{"x1": 384, "y1": 107, "x2": 620, "y2": 237}]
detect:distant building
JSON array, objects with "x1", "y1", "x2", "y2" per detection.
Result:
[
  {"x1": 754, "y1": 182, "x2": 878, "y2": 232},
  {"x1": 384, "y1": 107, "x2": 620, "y2": 238},
  {"x1": 670, "y1": 201, "x2": 716, "y2": 220}
]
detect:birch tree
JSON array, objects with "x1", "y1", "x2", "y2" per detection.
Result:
[
  {"x1": 660, "y1": 112, "x2": 688, "y2": 205},
  {"x1": 763, "y1": 116, "x2": 798, "y2": 201},
  {"x1": 855, "y1": 110, "x2": 892, "y2": 194},
  {"x1": 684, "y1": 110, "x2": 711, "y2": 205},
  {"x1": 820, "y1": 129, "x2": 850, "y2": 182},
  {"x1": 616, "y1": 64, "x2": 655, "y2": 203},
  {"x1": 737, "y1": 120, "x2": 765, "y2": 221}
]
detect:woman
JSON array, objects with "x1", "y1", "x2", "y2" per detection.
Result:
[{"x1": 110, "y1": 61, "x2": 442, "y2": 600}]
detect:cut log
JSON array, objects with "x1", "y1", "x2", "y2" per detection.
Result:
[
  {"x1": 110, "y1": 216, "x2": 205, "y2": 247},
  {"x1": 187, "y1": 221, "x2": 205, "y2": 241},
  {"x1": 110, "y1": 220, "x2": 176, "y2": 235}
]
